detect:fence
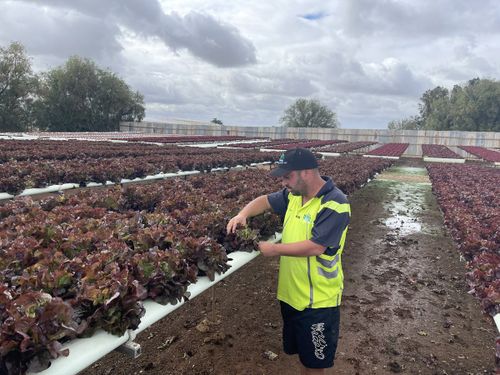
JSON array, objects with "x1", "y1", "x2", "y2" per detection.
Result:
[{"x1": 120, "y1": 121, "x2": 500, "y2": 156}]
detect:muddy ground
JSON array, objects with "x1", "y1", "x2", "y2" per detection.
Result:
[{"x1": 79, "y1": 159, "x2": 497, "y2": 375}]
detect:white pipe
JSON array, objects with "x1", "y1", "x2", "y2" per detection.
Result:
[
  {"x1": 1, "y1": 160, "x2": 276, "y2": 201},
  {"x1": 32, "y1": 330, "x2": 131, "y2": 375},
  {"x1": 32, "y1": 234, "x2": 281, "y2": 375},
  {"x1": 363, "y1": 155, "x2": 400, "y2": 159},
  {"x1": 494, "y1": 313, "x2": 500, "y2": 333},
  {"x1": 216, "y1": 146, "x2": 246, "y2": 150},
  {"x1": 135, "y1": 249, "x2": 262, "y2": 334},
  {"x1": 260, "y1": 148, "x2": 286, "y2": 152},
  {"x1": 319, "y1": 152, "x2": 341, "y2": 157},
  {"x1": 423, "y1": 157, "x2": 465, "y2": 163},
  {"x1": 0, "y1": 171, "x2": 201, "y2": 201}
]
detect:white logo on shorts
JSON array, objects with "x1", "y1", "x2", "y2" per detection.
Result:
[{"x1": 311, "y1": 322, "x2": 327, "y2": 360}]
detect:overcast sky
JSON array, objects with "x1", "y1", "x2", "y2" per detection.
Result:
[{"x1": 1, "y1": 0, "x2": 499, "y2": 129}]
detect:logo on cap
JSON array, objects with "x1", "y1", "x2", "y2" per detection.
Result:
[{"x1": 278, "y1": 152, "x2": 287, "y2": 165}]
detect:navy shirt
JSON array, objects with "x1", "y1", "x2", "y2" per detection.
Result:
[{"x1": 267, "y1": 177, "x2": 350, "y2": 256}]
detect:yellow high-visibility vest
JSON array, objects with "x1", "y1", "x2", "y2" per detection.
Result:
[{"x1": 277, "y1": 192, "x2": 350, "y2": 311}]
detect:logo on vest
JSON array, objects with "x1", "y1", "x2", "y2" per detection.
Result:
[
  {"x1": 303, "y1": 213, "x2": 312, "y2": 224},
  {"x1": 311, "y1": 322, "x2": 327, "y2": 360}
]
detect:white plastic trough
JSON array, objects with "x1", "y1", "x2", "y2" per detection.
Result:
[
  {"x1": 2, "y1": 161, "x2": 278, "y2": 201},
  {"x1": 260, "y1": 148, "x2": 285, "y2": 153},
  {"x1": 32, "y1": 234, "x2": 281, "y2": 375},
  {"x1": 423, "y1": 157, "x2": 465, "y2": 163},
  {"x1": 0, "y1": 161, "x2": 277, "y2": 201},
  {"x1": 216, "y1": 146, "x2": 247, "y2": 150},
  {"x1": 250, "y1": 161, "x2": 272, "y2": 166},
  {"x1": 319, "y1": 152, "x2": 341, "y2": 157},
  {"x1": 495, "y1": 314, "x2": 500, "y2": 333},
  {"x1": 363, "y1": 155, "x2": 400, "y2": 160},
  {"x1": 0, "y1": 183, "x2": 80, "y2": 200},
  {"x1": 0, "y1": 171, "x2": 201, "y2": 201},
  {"x1": 177, "y1": 139, "x2": 263, "y2": 148}
]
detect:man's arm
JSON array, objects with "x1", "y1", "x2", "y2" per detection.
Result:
[
  {"x1": 259, "y1": 240, "x2": 325, "y2": 257},
  {"x1": 226, "y1": 195, "x2": 271, "y2": 233}
]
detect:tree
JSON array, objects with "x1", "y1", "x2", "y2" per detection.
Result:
[
  {"x1": 419, "y1": 86, "x2": 449, "y2": 122},
  {"x1": 390, "y1": 78, "x2": 500, "y2": 132},
  {"x1": 280, "y1": 98, "x2": 339, "y2": 128},
  {"x1": 211, "y1": 118, "x2": 223, "y2": 125},
  {"x1": 447, "y1": 78, "x2": 500, "y2": 132},
  {"x1": 418, "y1": 86, "x2": 452, "y2": 131},
  {"x1": 387, "y1": 116, "x2": 422, "y2": 130},
  {"x1": 0, "y1": 42, "x2": 37, "y2": 132},
  {"x1": 419, "y1": 79, "x2": 500, "y2": 132},
  {"x1": 34, "y1": 56, "x2": 144, "y2": 132}
]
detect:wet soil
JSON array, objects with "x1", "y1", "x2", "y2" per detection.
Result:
[{"x1": 79, "y1": 159, "x2": 497, "y2": 375}]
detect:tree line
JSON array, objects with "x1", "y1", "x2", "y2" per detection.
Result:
[
  {"x1": 0, "y1": 42, "x2": 144, "y2": 132},
  {"x1": 389, "y1": 78, "x2": 500, "y2": 132},
  {"x1": 3, "y1": 41, "x2": 497, "y2": 132},
  {"x1": 277, "y1": 79, "x2": 500, "y2": 131}
]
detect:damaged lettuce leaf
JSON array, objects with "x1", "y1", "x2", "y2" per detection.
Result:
[{"x1": 223, "y1": 227, "x2": 259, "y2": 253}]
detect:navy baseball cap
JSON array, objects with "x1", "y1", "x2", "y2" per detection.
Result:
[{"x1": 270, "y1": 148, "x2": 319, "y2": 177}]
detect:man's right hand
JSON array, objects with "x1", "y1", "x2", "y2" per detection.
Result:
[{"x1": 226, "y1": 214, "x2": 247, "y2": 234}]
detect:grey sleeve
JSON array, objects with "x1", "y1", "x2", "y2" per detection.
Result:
[
  {"x1": 311, "y1": 208, "x2": 350, "y2": 256},
  {"x1": 267, "y1": 188, "x2": 289, "y2": 217}
]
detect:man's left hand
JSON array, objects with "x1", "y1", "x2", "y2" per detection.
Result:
[{"x1": 258, "y1": 241, "x2": 279, "y2": 257}]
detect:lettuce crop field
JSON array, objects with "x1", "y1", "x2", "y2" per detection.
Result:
[{"x1": 0, "y1": 137, "x2": 498, "y2": 375}]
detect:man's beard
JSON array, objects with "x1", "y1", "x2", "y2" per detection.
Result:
[{"x1": 288, "y1": 178, "x2": 306, "y2": 197}]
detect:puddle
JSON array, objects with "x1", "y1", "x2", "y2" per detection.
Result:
[
  {"x1": 374, "y1": 166, "x2": 430, "y2": 236},
  {"x1": 384, "y1": 182, "x2": 427, "y2": 235},
  {"x1": 385, "y1": 216, "x2": 422, "y2": 235}
]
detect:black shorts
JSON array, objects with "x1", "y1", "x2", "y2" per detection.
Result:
[{"x1": 280, "y1": 301, "x2": 340, "y2": 369}]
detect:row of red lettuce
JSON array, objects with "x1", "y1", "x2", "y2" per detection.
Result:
[
  {"x1": 0, "y1": 156, "x2": 393, "y2": 374},
  {"x1": 427, "y1": 164, "x2": 499, "y2": 317},
  {"x1": 0, "y1": 150, "x2": 279, "y2": 195}
]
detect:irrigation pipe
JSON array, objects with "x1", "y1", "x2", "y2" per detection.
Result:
[
  {"x1": 422, "y1": 157, "x2": 465, "y2": 163},
  {"x1": 319, "y1": 152, "x2": 341, "y2": 157},
  {"x1": 32, "y1": 234, "x2": 281, "y2": 375},
  {"x1": 363, "y1": 154, "x2": 400, "y2": 159},
  {"x1": 0, "y1": 162, "x2": 274, "y2": 201},
  {"x1": 260, "y1": 148, "x2": 286, "y2": 152}
]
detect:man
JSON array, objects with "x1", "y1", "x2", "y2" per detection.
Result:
[{"x1": 227, "y1": 147, "x2": 351, "y2": 375}]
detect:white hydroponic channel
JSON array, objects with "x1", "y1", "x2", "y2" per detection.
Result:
[{"x1": 31, "y1": 234, "x2": 281, "y2": 375}]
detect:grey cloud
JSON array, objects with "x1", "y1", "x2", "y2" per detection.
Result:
[
  {"x1": 0, "y1": 2, "x2": 122, "y2": 62},
  {"x1": 129, "y1": 74, "x2": 226, "y2": 107},
  {"x1": 161, "y1": 12, "x2": 256, "y2": 67},
  {"x1": 317, "y1": 52, "x2": 430, "y2": 97},
  {"x1": 146, "y1": 90, "x2": 290, "y2": 127},
  {"x1": 337, "y1": 93, "x2": 418, "y2": 129},
  {"x1": 135, "y1": 82, "x2": 187, "y2": 105},
  {"x1": 367, "y1": 59, "x2": 429, "y2": 96},
  {"x1": 339, "y1": 0, "x2": 500, "y2": 38},
  {"x1": 230, "y1": 71, "x2": 316, "y2": 97},
  {"x1": 16, "y1": 0, "x2": 256, "y2": 67},
  {"x1": 338, "y1": 0, "x2": 377, "y2": 36},
  {"x1": 436, "y1": 56, "x2": 497, "y2": 82}
]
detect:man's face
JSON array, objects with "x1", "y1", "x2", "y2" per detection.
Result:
[{"x1": 281, "y1": 170, "x2": 307, "y2": 196}]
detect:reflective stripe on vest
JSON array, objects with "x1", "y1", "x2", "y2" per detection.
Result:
[{"x1": 277, "y1": 193, "x2": 350, "y2": 311}]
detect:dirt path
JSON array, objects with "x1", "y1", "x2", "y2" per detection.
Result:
[{"x1": 79, "y1": 160, "x2": 497, "y2": 375}]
